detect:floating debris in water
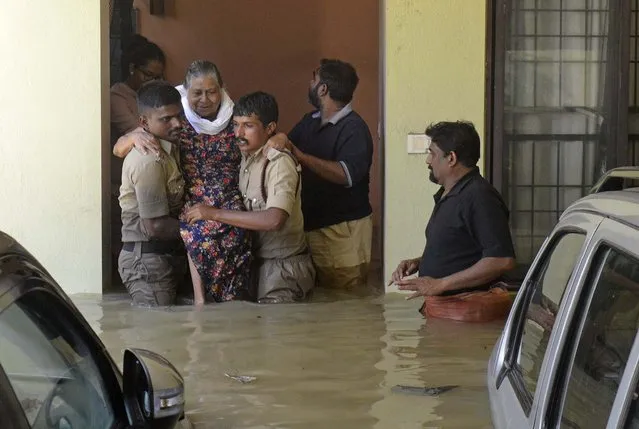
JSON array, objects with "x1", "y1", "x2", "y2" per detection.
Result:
[
  {"x1": 391, "y1": 385, "x2": 459, "y2": 396},
  {"x1": 225, "y1": 373, "x2": 257, "y2": 384}
]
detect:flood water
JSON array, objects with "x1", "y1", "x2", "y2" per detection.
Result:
[{"x1": 72, "y1": 291, "x2": 502, "y2": 428}]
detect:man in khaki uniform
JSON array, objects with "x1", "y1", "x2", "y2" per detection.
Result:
[
  {"x1": 186, "y1": 91, "x2": 315, "y2": 303},
  {"x1": 118, "y1": 81, "x2": 186, "y2": 306}
]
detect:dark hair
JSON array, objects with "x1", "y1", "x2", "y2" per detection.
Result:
[
  {"x1": 425, "y1": 121, "x2": 481, "y2": 168},
  {"x1": 137, "y1": 80, "x2": 181, "y2": 114},
  {"x1": 317, "y1": 58, "x2": 359, "y2": 105},
  {"x1": 233, "y1": 91, "x2": 279, "y2": 126},
  {"x1": 122, "y1": 35, "x2": 166, "y2": 70},
  {"x1": 184, "y1": 60, "x2": 224, "y2": 88}
]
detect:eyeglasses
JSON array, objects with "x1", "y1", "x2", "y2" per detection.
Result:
[{"x1": 137, "y1": 67, "x2": 163, "y2": 81}]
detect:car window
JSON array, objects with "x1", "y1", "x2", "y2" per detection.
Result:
[
  {"x1": 0, "y1": 290, "x2": 116, "y2": 429},
  {"x1": 553, "y1": 248, "x2": 639, "y2": 429},
  {"x1": 513, "y1": 232, "x2": 586, "y2": 409},
  {"x1": 595, "y1": 176, "x2": 639, "y2": 193}
]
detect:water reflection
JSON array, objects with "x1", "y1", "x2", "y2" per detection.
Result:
[{"x1": 72, "y1": 291, "x2": 502, "y2": 428}]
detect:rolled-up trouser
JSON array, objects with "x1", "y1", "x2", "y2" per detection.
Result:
[
  {"x1": 306, "y1": 215, "x2": 373, "y2": 290},
  {"x1": 118, "y1": 242, "x2": 187, "y2": 307},
  {"x1": 251, "y1": 253, "x2": 316, "y2": 303}
]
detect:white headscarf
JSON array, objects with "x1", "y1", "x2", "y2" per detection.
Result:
[{"x1": 176, "y1": 84, "x2": 234, "y2": 135}]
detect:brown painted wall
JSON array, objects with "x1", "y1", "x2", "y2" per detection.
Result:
[{"x1": 133, "y1": 0, "x2": 382, "y2": 273}]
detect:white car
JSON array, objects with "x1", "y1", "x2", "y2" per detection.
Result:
[{"x1": 488, "y1": 169, "x2": 639, "y2": 428}]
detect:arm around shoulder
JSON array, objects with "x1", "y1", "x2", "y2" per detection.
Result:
[{"x1": 113, "y1": 128, "x2": 161, "y2": 158}]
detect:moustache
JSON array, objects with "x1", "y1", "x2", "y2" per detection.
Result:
[{"x1": 236, "y1": 138, "x2": 249, "y2": 146}]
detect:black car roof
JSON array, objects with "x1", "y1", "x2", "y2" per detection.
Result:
[{"x1": 0, "y1": 231, "x2": 62, "y2": 309}]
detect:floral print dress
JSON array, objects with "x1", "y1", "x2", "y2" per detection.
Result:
[{"x1": 178, "y1": 121, "x2": 252, "y2": 301}]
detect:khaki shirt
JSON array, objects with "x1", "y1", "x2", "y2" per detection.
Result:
[
  {"x1": 119, "y1": 140, "x2": 184, "y2": 242},
  {"x1": 239, "y1": 147, "x2": 306, "y2": 259}
]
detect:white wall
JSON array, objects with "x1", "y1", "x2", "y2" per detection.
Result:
[
  {"x1": 384, "y1": 0, "x2": 487, "y2": 291},
  {"x1": 0, "y1": 1, "x2": 109, "y2": 294}
]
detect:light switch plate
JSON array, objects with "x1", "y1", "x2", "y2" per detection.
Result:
[{"x1": 407, "y1": 133, "x2": 430, "y2": 154}]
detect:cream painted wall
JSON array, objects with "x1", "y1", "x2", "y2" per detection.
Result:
[
  {"x1": 384, "y1": 0, "x2": 487, "y2": 291},
  {"x1": 0, "y1": 1, "x2": 109, "y2": 294}
]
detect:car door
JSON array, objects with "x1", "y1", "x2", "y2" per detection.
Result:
[
  {"x1": 488, "y1": 211, "x2": 602, "y2": 429},
  {"x1": 538, "y1": 218, "x2": 639, "y2": 429},
  {"x1": 0, "y1": 284, "x2": 128, "y2": 429}
]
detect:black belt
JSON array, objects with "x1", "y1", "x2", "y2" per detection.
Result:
[{"x1": 122, "y1": 241, "x2": 180, "y2": 254}]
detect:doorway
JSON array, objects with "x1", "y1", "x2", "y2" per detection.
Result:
[{"x1": 106, "y1": 0, "x2": 384, "y2": 291}]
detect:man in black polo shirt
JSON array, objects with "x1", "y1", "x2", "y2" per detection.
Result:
[
  {"x1": 390, "y1": 121, "x2": 515, "y2": 299},
  {"x1": 266, "y1": 59, "x2": 374, "y2": 290}
]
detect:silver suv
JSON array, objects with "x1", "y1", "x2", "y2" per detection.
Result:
[{"x1": 488, "y1": 169, "x2": 639, "y2": 428}]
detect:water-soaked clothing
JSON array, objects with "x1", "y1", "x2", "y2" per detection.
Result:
[
  {"x1": 239, "y1": 147, "x2": 315, "y2": 303},
  {"x1": 178, "y1": 121, "x2": 252, "y2": 302},
  {"x1": 287, "y1": 105, "x2": 374, "y2": 289},
  {"x1": 118, "y1": 139, "x2": 185, "y2": 306},
  {"x1": 118, "y1": 243, "x2": 188, "y2": 306}
]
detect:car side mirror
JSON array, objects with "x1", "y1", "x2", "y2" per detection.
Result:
[{"x1": 123, "y1": 348, "x2": 185, "y2": 429}]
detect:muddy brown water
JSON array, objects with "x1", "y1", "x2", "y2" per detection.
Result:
[{"x1": 72, "y1": 291, "x2": 502, "y2": 428}]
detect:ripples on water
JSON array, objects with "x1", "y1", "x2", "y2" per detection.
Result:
[{"x1": 73, "y1": 290, "x2": 503, "y2": 428}]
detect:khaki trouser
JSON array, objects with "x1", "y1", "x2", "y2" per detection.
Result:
[
  {"x1": 306, "y1": 215, "x2": 373, "y2": 290},
  {"x1": 251, "y1": 253, "x2": 316, "y2": 303},
  {"x1": 118, "y1": 243, "x2": 187, "y2": 307}
]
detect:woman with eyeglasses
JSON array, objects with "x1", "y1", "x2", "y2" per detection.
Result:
[{"x1": 110, "y1": 35, "x2": 166, "y2": 138}]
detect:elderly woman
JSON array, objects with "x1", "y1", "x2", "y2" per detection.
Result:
[{"x1": 113, "y1": 60, "x2": 251, "y2": 305}]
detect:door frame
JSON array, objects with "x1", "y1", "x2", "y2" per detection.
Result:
[{"x1": 103, "y1": 1, "x2": 387, "y2": 293}]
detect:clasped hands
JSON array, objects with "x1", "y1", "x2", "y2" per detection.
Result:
[{"x1": 389, "y1": 258, "x2": 446, "y2": 299}]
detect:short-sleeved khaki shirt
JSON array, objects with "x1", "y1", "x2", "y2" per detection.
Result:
[
  {"x1": 239, "y1": 147, "x2": 306, "y2": 259},
  {"x1": 119, "y1": 140, "x2": 184, "y2": 242}
]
